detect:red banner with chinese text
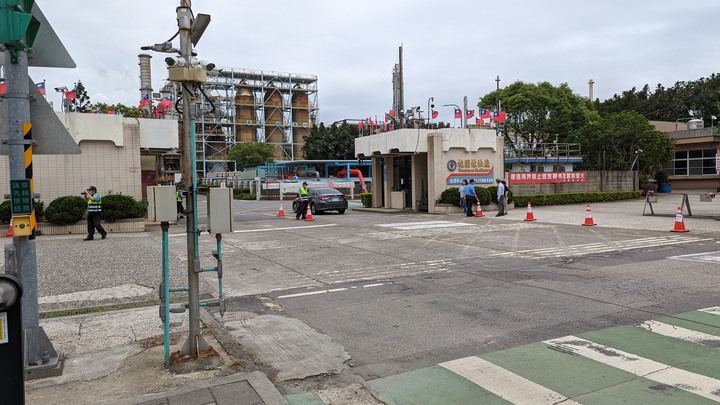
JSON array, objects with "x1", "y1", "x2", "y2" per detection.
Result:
[{"x1": 509, "y1": 172, "x2": 587, "y2": 184}]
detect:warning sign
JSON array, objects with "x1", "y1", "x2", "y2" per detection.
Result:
[{"x1": 0, "y1": 312, "x2": 7, "y2": 344}]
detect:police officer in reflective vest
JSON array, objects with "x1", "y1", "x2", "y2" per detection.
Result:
[
  {"x1": 176, "y1": 190, "x2": 185, "y2": 218},
  {"x1": 83, "y1": 186, "x2": 107, "y2": 241},
  {"x1": 296, "y1": 181, "x2": 309, "y2": 220}
]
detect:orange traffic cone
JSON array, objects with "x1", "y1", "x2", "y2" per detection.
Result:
[
  {"x1": 671, "y1": 206, "x2": 689, "y2": 233},
  {"x1": 5, "y1": 218, "x2": 12, "y2": 237},
  {"x1": 475, "y1": 201, "x2": 485, "y2": 217},
  {"x1": 277, "y1": 201, "x2": 285, "y2": 217},
  {"x1": 304, "y1": 203, "x2": 315, "y2": 221},
  {"x1": 582, "y1": 203, "x2": 596, "y2": 226},
  {"x1": 524, "y1": 202, "x2": 537, "y2": 221}
]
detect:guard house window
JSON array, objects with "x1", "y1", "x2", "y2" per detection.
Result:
[
  {"x1": 552, "y1": 165, "x2": 566, "y2": 172},
  {"x1": 669, "y1": 149, "x2": 717, "y2": 176},
  {"x1": 531, "y1": 164, "x2": 544, "y2": 172}
]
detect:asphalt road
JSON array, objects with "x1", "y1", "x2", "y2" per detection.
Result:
[{"x1": 173, "y1": 197, "x2": 720, "y2": 397}]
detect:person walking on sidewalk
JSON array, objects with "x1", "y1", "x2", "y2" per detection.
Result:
[
  {"x1": 465, "y1": 179, "x2": 478, "y2": 217},
  {"x1": 496, "y1": 179, "x2": 506, "y2": 217},
  {"x1": 296, "y1": 181, "x2": 309, "y2": 220},
  {"x1": 459, "y1": 179, "x2": 468, "y2": 216},
  {"x1": 83, "y1": 186, "x2": 107, "y2": 241}
]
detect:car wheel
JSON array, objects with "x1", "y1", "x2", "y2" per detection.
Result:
[
  {"x1": 310, "y1": 203, "x2": 317, "y2": 215},
  {"x1": 338, "y1": 209, "x2": 345, "y2": 214},
  {"x1": 292, "y1": 201, "x2": 299, "y2": 213}
]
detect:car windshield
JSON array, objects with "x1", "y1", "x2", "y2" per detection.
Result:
[{"x1": 316, "y1": 188, "x2": 342, "y2": 195}]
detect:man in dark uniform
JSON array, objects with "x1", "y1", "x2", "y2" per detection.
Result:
[
  {"x1": 296, "y1": 181, "x2": 309, "y2": 220},
  {"x1": 83, "y1": 186, "x2": 107, "y2": 240}
]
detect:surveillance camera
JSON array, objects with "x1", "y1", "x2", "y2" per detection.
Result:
[
  {"x1": 198, "y1": 60, "x2": 215, "y2": 71},
  {"x1": 165, "y1": 56, "x2": 186, "y2": 67}
]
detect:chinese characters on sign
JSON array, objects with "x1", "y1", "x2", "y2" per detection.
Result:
[
  {"x1": 509, "y1": 172, "x2": 587, "y2": 184},
  {"x1": 10, "y1": 179, "x2": 32, "y2": 215},
  {"x1": 455, "y1": 158, "x2": 492, "y2": 173}
]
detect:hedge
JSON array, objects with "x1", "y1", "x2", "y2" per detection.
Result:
[
  {"x1": 361, "y1": 192, "x2": 372, "y2": 208},
  {"x1": 512, "y1": 191, "x2": 642, "y2": 206}
]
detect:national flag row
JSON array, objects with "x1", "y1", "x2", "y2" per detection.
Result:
[{"x1": 453, "y1": 108, "x2": 507, "y2": 124}]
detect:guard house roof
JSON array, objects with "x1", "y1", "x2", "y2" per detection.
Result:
[{"x1": 355, "y1": 128, "x2": 499, "y2": 157}]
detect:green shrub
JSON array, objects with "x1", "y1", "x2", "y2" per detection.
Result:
[
  {"x1": 34, "y1": 200, "x2": 44, "y2": 219},
  {"x1": 101, "y1": 194, "x2": 147, "y2": 222},
  {"x1": 440, "y1": 187, "x2": 460, "y2": 206},
  {"x1": 513, "y1": 191, "x2": 641, "y2": 207},
  {"x1": 0, "y1": 200, "x2": 10, "y2": 224},
  {"x1": 45, "y1": 196, "x2": 86, "y2": 225},
  {"x1": 234, "y1": 193, "x2": 256, "y2": 200},
  {"x1": 233, "y1": 188, "x2": 252, "y2": 199},
  {"x1": 360, "y1": 192, "x2": 372, "y2": 208},
  {"x1": 476, "y1": 187, "x2": 492, "y2": 206}
]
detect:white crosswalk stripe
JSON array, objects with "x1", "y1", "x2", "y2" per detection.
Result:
[
  {"x1": 439, "y1": 357, "x2": 581, "y2": 405},
  {"x1": 544, "y1": 335, "x2": 720, "y2": 402},
  {"x1": 669, "y1": 251, "x2": 720, "y2": 264},
  {"x1": 377, "y1": 220, "x2": 474, "y2": 230},
  {"x1": 313, "y1": 259, "x2": 455, "y2": 284},
  {"x1": 492, "y1": 235, "x2": 710, "y2": 259},
  {"x1": 637, "y1": 320, "x2": 720, "y2": 347}
]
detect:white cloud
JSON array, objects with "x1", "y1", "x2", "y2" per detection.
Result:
[{"x1": 17, "y1": 0, "x2": 720, "y2": 124}]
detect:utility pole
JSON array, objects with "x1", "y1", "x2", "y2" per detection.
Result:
[
  {"x1": 1, "y1": 0, "x2": 62, "y2": 376},
  {"x1": 177, "y1": 0, "x2": 208, "y2": 356},
  {"x1": 588, "y1": 79, "x2": 595, "y2": 101},
  {"x1": 462, "y1": 95, "x2": 468, "y2": 129}
]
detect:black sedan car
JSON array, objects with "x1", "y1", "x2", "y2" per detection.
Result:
[{"x1": 293, "y1": 187, "x2": 348, "y2": 215}]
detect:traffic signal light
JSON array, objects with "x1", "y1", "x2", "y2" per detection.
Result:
[{"x1": 0, "y1": 0, "x2": 40, "y2": 49}]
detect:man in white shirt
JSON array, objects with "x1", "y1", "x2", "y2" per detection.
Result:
[{"x1": 496, "y1": 179, "x2": 506, "y2": 217}]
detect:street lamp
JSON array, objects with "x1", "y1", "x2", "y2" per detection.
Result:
[
  {"x1": 427, "y1": 97, "x2": 434, "y2": 127},
  {"x1": 442, "y1": 103, "x2": 461, "y2": 128},
  {"x1": 629, "y1": 149, "x2": 643, "y2": 171}
]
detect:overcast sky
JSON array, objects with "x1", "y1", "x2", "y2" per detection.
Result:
[{"x1": 24, "y1": 1, "x2": 720, "y2": 125}]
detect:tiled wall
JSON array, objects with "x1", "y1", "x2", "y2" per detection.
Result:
[{"x1": 0, "y1": 123, "x2": 142, "y2": 204}]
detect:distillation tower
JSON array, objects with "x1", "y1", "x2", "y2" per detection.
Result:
[{"x1": 194, "y1": 68, "x2": 318, "y2": 178}]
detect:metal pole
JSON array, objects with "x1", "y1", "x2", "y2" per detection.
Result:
[
  {"x1": 177, "y1": 1, "x2": 209, "y2": 356},
  {"x1": 4, "y1": 49, "x2": 60, "y2": 372},
  {"x1": 161, "y1": 221, "x2": 170, "y2": 368},
  {"x1": 462, "y1": 96, "x2": 468, "y2": 129}
]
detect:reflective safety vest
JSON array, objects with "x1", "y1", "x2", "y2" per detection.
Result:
[
  {"x1": 299, "y1": 186, "x2": 308, "y2": 196},
  {"x1": 87, "y1": 193, "x2": 102, "y2": 213},
  {"x1": 177, "y1": 192, "x2": 183, "y2": 202}
]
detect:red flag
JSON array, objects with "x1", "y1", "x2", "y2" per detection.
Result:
[
  {"x1": 389, "y1": 109, "x2": 395, "y2": 118},
  {"x1": 494, "y1": 111, "x2": 507, "y2": 122},
  {"x1": 358, "y1": 121, "x2": 364, "y2": 130},
  {"x1": 466, "y1": 109, "x2": 475, "y2": 119},
  {"x1": 36, "y1": 82, "x2": 46, "y2": 96},
  {"x1": 431, "y1": 110, "x2": 438, "y2": 119},
  {"x1": 454, "y1": 108, "x2": 462, "y2": 119},
  {"x1": 64, "y1": 90, "x2": 77, "y2": 100},
  {"x1": 138, "y1": 94, "x2": 151, "y2": 108},
  {"x1": 0, "y1": 82, "x2": 5, "y2": 95}
]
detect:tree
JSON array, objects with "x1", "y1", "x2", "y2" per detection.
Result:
[
  {"x1": 479, "y1": 81, "x2": 597, "y2": 146},
  {"x1": 303, "y1": 123, "x2": 358, "y2": 160},
  {"x1": 598, "y1": 74, "x2": 720, "y2": 125},
  {"x1": 567, "y1": 111, "x2": 674, "y2": 174},
  {"x1": 227, "y1": 142, "x2": 275, "y2": 171},
  {"x1": 71, "y1": 80, "x2": 92, "y2": 113},
  {"x1": 90, "y1": 102, "x2": 143, "y2": 117}
]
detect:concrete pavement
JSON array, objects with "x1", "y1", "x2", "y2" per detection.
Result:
[{"x1": 19, "y1": 192, "x2": 720, "y2": 404}]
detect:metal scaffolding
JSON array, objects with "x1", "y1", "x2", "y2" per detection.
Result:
[{"x1": 193, "y1": 67, "x2": 318, "y2": 179}]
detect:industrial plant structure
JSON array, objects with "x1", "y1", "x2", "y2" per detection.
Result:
[{"x1": 194, "y1": 68, "x2": 318, "y2": 178}]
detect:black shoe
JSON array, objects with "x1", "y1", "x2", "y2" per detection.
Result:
[
  {"x1": 83, "y1": 237, "x2": 93, "y2": 241},
  {"x1": 101, "y1": 233, "x2": 107, "y2": 239},
  {"x1": 496, "y1": 214, "x2": 502, "y2": 217}
]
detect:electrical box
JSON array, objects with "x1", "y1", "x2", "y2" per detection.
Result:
[
  {"x1": 11, "y1": 215, "x2": 32, "y2": 236},
  {"x1": 147, "y1": 186, "x2": 178, "y2": 222},
  {"x1": 208, "y1": 187, "x2": 233, "y2": 234}
]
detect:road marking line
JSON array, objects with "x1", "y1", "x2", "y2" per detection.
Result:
[
  {"x1": 278, "y1": 282, "x2": 392, "y2": 299},
  {"x1": 377, "y1": 221, "x2": 456, "y2": 227},
  {"x1": 699, "y1": 307, "x2": 720, "y2": 315},
  {"x1": 637, "y1": 320, "x2": 720, "y2": 346},
  {"x1": 544, "y1": 335, "x2": 720, "y2": 402},
  {"x1": 439, "y1": 356, "x2": 580, "y2": 405}
]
